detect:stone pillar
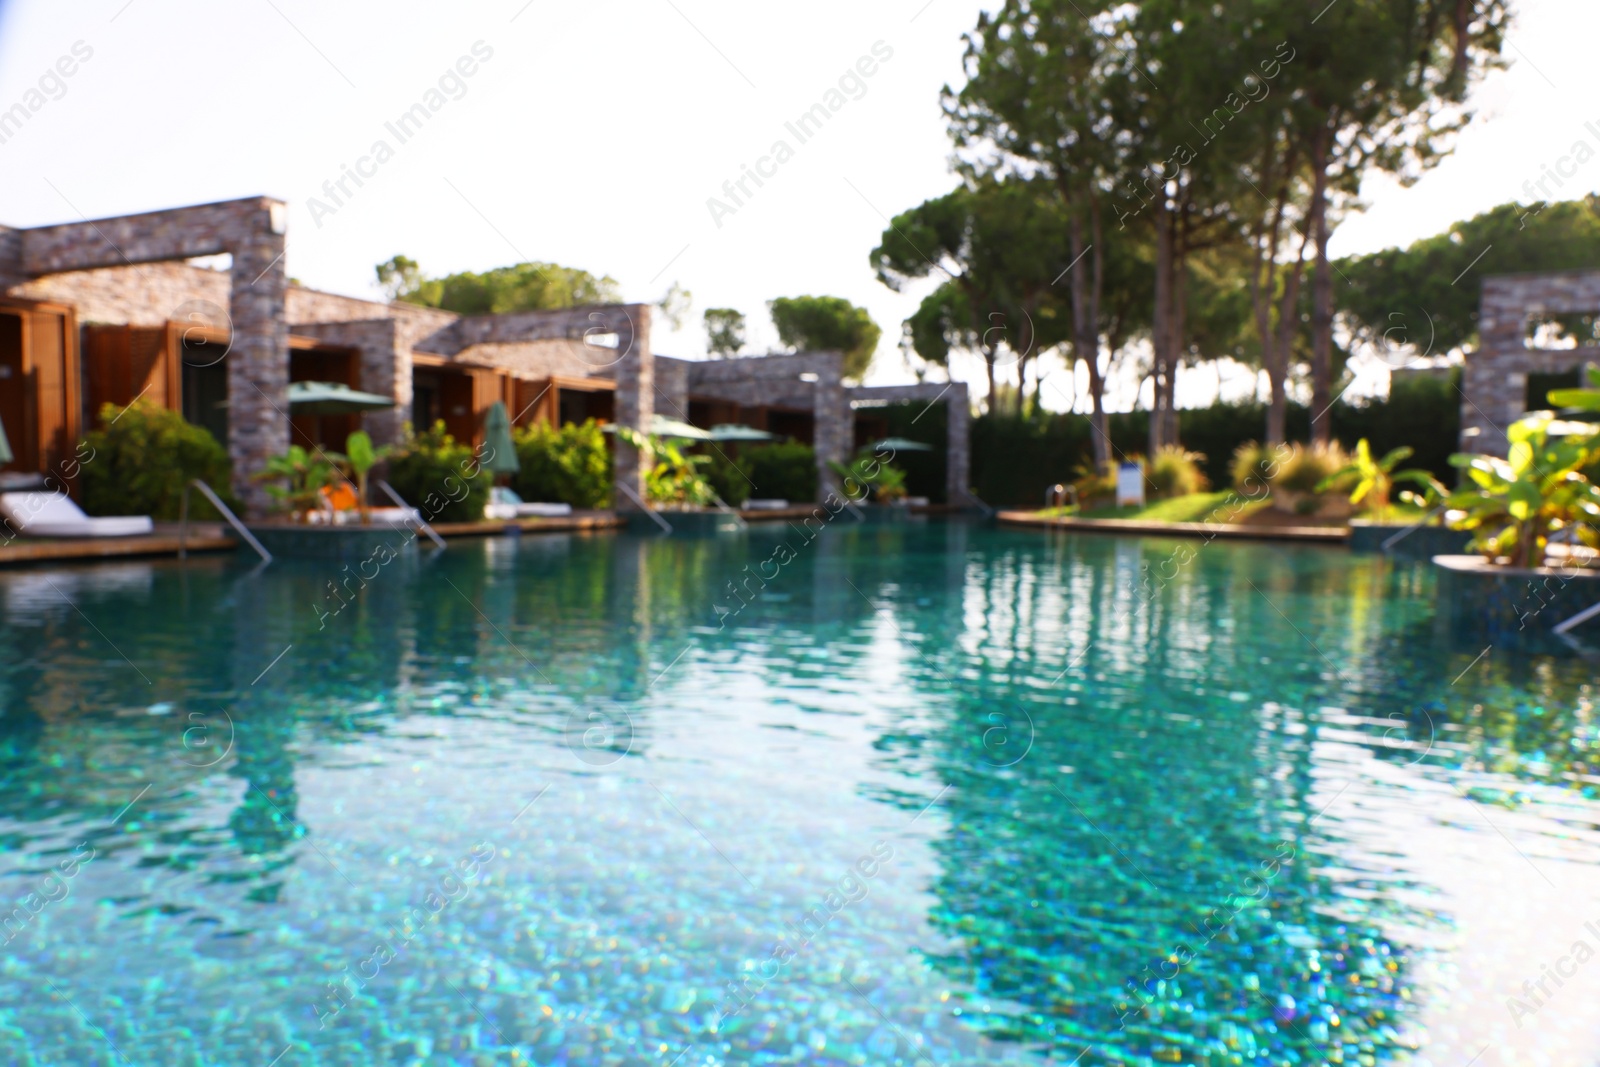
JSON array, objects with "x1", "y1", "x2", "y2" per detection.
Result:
[
  {"x1": 611, "y1": 304, "x2": 653, "y2": 511},
  {"x1": 946, "y1": 382, "x2": 972, "y2": 506},
  {"x1": 0, "y1": 225, "x2": 23, "y2": 292},
  {"x1": 811, "y1": 352, "x2": 849, "y2": 502},
  {"x1": 361, "y1": 323, "x2": 408, "y2": 449},
  {"x1": 228, "y1": 207, "x2": 290, "y2": 516}
]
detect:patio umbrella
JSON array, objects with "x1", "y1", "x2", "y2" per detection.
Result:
[
  {"x1": 0, "y1": 412, "x2": 11, "y2": 466},
  {"x1": 709, "y1": 424, "x2": 776, "y2": 442},
  {"x1": 605, "y1": 416, "x2": 715, "y2": 441},
  {"x1": 865, "y1": 436, "x2": 935, "y2": 453},
  {"x1": 286, "y1": 380, "x2": 398, "y2": 415},
  {"x1": 481, "y1": 401, "x2": 521, "y2": 475}
]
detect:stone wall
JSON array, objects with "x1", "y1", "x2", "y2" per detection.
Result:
[
  {"x1": 607, "y1": 306, "x2": 653, "y2": 510},
  {"x1": 652, "y1": 355, "x2": 692, "y2": 422},
  {"x1": 1468, "y1": 270, "x2": 1600, "y2": 455},
  {"x1": 686, "y1": 352, "x2": 847, "y2": 500},
  {"x1": 848, "y1": 382, "x2": 972, "y2": 505},
  {"x1": 0, "y1": 225, "x2": 23, "y2": 290},
  {"x1": 454, "y1": 340, "x2": 616, "y2": 382},
  {"x1": 289, "y1": 318, "x2": 407, "y2": 447},
  {"x1": 9, "y1": 261, "x2": 229, "y2": 325},
  {"x1": 13, "y1": 196, "x2": 290, "y2": 514}
]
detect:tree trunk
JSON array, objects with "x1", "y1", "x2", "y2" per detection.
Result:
[
  {"x1": 1069, "y1": 211, "x2": 1111, "y2": 469},
  {"x1": 1166, "y1": 249, "x2": 1188, "y2": 450},
  {"x1": 1308, "y1": 132, "x2": 1335, "y2": 446},
  {"x1": 1150, "y1": 202, "x2": 1174, "y2": 457}
]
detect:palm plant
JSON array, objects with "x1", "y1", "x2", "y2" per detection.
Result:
[
  {"x1": 1316, "y1": 439, "x2": 1446, "y2": 523},
  {"x1": 1446, "y1": 415, "x2": 1600, "y2": 568},
  {"x1": 340, "y1": 430, "x2": 393, "y2": 525},
  {"x1": 254, "y1": 445, "x2": 340, "y2": 522},
  {"x1": 828, "y1": 454, "x2": 908, "y2": 503},
  {"x1": 615, "y1": 426, "x2": 715, "y2": 508}
]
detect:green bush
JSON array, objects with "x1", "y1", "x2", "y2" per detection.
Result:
[
  {"x1": 510, "y1": 419, "x2": 612, "y2": 508},
  {"x1": 742, "y1": 442, "x2": 818, "y2": 502},
  {"x1": 704, "y1": 449, "x2": 752, "y2": 507},
  {"x1": 386, "y1": 421, "x2": 491, "y2": 523},
  {"x1": 1273, "y1": 442, "x2": 1350, "y2": 494},
  {"x1": 79, "y1": 401, "x2": 235, "y2": 520},
  {"x1": 1230, "y1": 441, "x2": 1277, "y2": 495},
  {"x1": 1147, "y1": 445, "x2": 1207, "y2": 499}
]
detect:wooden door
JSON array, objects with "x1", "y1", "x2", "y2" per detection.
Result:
[
  {"x1": 0, "y1": 312, "x2": 27, "y2": 472},
  {"x1": 84, "y1": 324, "x2": 178, "y2": 423},
  {"x1": 14, "y1": 304, "x2": 80, "y2": 477}
]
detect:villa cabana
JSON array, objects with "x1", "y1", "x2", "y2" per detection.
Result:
[{"x1": 0, "y1": 195, "x2": 974, "y2": 515}]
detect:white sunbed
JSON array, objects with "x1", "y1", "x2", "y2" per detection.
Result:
[
  {"x1": 0, "y1": 491, "x2": 154, "y2": 538},
  {"x1": 742, "y1": 498, "x2": 791, "y2": 510},
  {"x1": 312, "y1": 504, "x2": 423, "y2": 527},
  {"x1": 484, "y1": 487, "x2": 573, "y2": 521}
]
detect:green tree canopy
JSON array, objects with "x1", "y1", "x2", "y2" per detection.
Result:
[
  {"x1": 703, "y1": 308, "x2": 747, "y2": 357},
  {"x1": 768, "y1": 295, "x2": 883, "y2": 381},
  {"x1": 872, "y1": 179, "x2": 1075, "y2": 415},
  {"x1": 375, "y1": 256, "x2": 621, "y2": 314},
  {"x1": 1338, "y1": 196, "x2": 1600, "y2": 357}
]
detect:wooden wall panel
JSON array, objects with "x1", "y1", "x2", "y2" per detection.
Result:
[
  {"x1": 84, "y1": 325, "x2": 177, "y2": 423},
  {"x1": 26, "y1": 307, "x2": 78, "y2": 476}
]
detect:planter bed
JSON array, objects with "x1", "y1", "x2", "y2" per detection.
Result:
[
  {"x1": 1348, "y1": 520, "x2": 1472, "y2": 558},
  {"x1": 1432, "y1": 553, "x2": 1600, "y2": 636}
]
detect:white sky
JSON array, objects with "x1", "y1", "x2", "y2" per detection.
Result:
[{"x1": 0, "y1": 0, "x2": 1593, "y2": 411}]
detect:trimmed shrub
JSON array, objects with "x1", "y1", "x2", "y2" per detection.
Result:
[
  {"x1": 742, "y1": 442, "x2": 817, "y2": 503},
  {"x1": 1230, "y1": 441, "x2": 1277, "y2": 495},
  {"x1": 1273, "y1": 442, "x2": 1350, "y2": 494},
  {"x1": 79, "y1": 401, "x2": 235, "y2": 520},
  {"x1": 704, "y1": 450, "x2": 752, "y2": 507},
  {"x1": 510, "y1": 419, "x2": 611, "y2": 508},
  {"x1": 1147, "y1": 446, "x2": 1207, "y2": 499},
  {"x1": 386, "y1": 421, "x2": 491, "y2": 523},
  {"x1": 1072, "y1": 460, "x2": 1118, "y2": 508}
]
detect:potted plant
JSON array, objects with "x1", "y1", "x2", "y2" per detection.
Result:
[
  {"x1": 339, "y1": 430, "x2": 392, "y2": 525},
  {"x1": 1445, "y1": 414, "x2": 1600, "y2": 568},
  {"x1": 1320, "y1": 439, "x2": 1462, "y2": 555},
  {"x1": 253, "y1": 445, "x2": 340, "y2": 524}
]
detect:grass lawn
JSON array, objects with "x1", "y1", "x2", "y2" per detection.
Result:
[
  {"x1": 1039, "y1": 491, "x2": 1263, "y2": 523},
  {"x1": 1035, "y1": 492, "x2": 1437, "y2": 526}
]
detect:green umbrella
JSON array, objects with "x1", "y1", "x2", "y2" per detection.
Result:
[
  {"x1": 482, "y1": 401, "x2": 521, "y2": 475},
  {"x1": 866, "y1": 436, "x2": 935, "y2": 453},
  {"x1": 603, "y1": 415, "x2": 714, "y2": 441},
  {"x1": 286, "y1": 380, "x2": 398, "y2": 415},
  {"x1": 0, "y1": 412, "x2": 12, "y2": 467},
  {"x1": 709, "y1": 424, "x2": 776, "y2": 442}
]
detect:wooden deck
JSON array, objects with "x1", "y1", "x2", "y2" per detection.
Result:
[
  {"x1": 997, "y1": 510, "x2": 1350, "y2": 543},
  {"x1": 0, "y1": 523, "x2": 238, "y2": 566},
  {"x1": 428, "y1": 510, "x2": 627, "y2": 538}
]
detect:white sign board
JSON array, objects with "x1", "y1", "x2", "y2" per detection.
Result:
[{"x1": 1116, "y1": 462, "x2": 1145, "y2": 508}]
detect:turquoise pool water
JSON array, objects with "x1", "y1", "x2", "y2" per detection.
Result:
[{"x1": 1, "y1": 522, "x2": 1597, "y2": 1066}]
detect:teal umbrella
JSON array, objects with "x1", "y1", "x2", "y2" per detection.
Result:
[
  {"x1": 709, "y1": 424, "x2": 776, "y2": 442},
  {"x1": 602, "y1": 415, "x2": 714, "y2": 441},
  {"x1": 286, "y1": 380, "x2": 397, "y2": 415},
  {"x1": 0, "y1": 412, "x2": 11, "y2": 466},
  {"x1": 482, "y1": 401, "x2": 521, "y2": 475},
  {"x1": 866, "y1": 436, "x2": 935, "y2": 453}
]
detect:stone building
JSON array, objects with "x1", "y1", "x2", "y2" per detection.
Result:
[
  {"x1": 0, "y1": 195, "x2": 971, "y2": 515},
  {"x1": 1464, "y1": 269, "x2": 1600, "y2": 455}
]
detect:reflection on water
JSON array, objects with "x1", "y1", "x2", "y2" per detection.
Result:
[{"x1": 0, "y1": 523, "x2": 1595, "y2": 1066}]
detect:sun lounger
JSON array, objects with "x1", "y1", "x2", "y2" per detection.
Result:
[
  {"x1": 0, "y1": 491, "x2": 154, "y2": 538},
  {"x1": 742, "y1": 498, "x2": 791, "y2": 510},
  {"x1": 484, "y1": 487, "x2": 574, "y2": 520}
]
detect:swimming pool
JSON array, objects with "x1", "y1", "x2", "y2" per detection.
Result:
[{"x1": 1, "y1": 522, "x2": 1596, "y2": 1066}]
